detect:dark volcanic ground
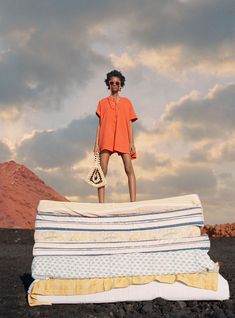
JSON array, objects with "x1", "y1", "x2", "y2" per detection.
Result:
[{"x1": 0, "y1": 229, "x2": 234, "y2": 318}]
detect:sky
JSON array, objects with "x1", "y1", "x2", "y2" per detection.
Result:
[{"x1": 0, "y1": 0, "x2": 235, "y2": 224}]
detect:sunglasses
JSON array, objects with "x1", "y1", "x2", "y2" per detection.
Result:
[{"x1": 109, "y1": 81, "x2": 121, "y2": 86}]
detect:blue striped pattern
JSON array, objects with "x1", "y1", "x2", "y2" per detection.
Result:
[
  {"x1": 33, "y1": 235, "x2": 210, "y2": 256},
  {"x1": 33, "y1": 194, "x2": 206, "y2": 256},
  {"x1": 31, "y1": 194, "x2": 218, "y2": 279}
]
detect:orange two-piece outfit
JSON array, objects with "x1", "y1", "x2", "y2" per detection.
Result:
[{"x1": 96, "y1": 96, "x2": 138, "y2": 160}]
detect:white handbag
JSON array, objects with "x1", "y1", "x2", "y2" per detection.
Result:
[{"x1": 85, "y1": 152, "x2": 107, "y2": 188}]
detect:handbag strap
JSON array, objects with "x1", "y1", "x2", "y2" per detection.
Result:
[{"x1": 94, "y1": 151, "x2": 100, "y2": 167}]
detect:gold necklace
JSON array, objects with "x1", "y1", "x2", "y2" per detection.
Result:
[
  {"x1": 107, "y1": 96, "x2": 120, "y2": 110},
  {"x1": 109, "y1": 95, "x2": 120, "y2": 104}
]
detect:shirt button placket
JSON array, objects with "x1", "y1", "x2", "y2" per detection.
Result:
[{"x1": 113, "y1": 103, "x2": 118, "y2": 151}]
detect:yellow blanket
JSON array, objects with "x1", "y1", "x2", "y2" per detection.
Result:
[{"x1": 28, "y1": 268, "x2": 218, "y2": 306}]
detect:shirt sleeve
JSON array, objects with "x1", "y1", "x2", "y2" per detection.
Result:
[
  {"x1": 129, "y1": 100, "x2": 138, "y2": 122},
  {"x1": 96, "y1": 101, "x2": 101, "y2": 118}
]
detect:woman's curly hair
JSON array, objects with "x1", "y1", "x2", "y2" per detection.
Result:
[{"x1": 104, "y1": 70, "x2": 126, "y2": 89}]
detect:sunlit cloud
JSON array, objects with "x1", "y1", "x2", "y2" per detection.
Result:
[{"x1": 0, "y1": 0, "x2": 234, "y2": 224}]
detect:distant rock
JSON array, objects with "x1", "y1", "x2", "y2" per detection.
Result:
[
  {"x1": 201, "y1": 223, "x2": 235, "y2": 237},
  {"x1": 0, "y1": 160, "x2": 69, "y2": 229}
]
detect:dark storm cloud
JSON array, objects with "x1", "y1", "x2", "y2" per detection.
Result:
[
  {"x1": 187, "y1": 142, "x2": 213, "y2": 163},
  {"x1": 0, "y1": 43, "x2": 104, "y2": 110},
  {"x1": 220, "y1": 143, "x2": 235, "y2": 162},
  {"x1": 179, "y1": 125, "x2": 226, "y2": 141},
  {"x1": 135, "y1": 165, "x2": 217, "y2": 199},
  {"x1": 36, "y1": 167, "x2": 93, "y2": 198},
  {"x1": 162, "y1": 82, "x2": 235, "y2": 140},
  {"x1": 17, "y1": 115, "x2": 97, "y2": 168},
  {"x1": 160, "y1": 165, "x2": 217, "y2": 193},
  {"x1": 128, "y1": 0, "x2": 235, "y2": 52},
  {"x1": 0, "y1": 0, "x2": 234, "y2": 114},
  {"x1": 0, "y1": 141, "x2": 13, "y2": 162},
  {"x1": 137, "y1": 151, "x2": 172, "y2": 170},
  {"x1": 0, "y1": 0, "x2": 119, "y2": 113},
  {"x1": 187, "y1": 139, "x2": 235, "y2": 164}
]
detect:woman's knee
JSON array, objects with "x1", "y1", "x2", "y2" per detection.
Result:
[
  {"x1": 124, "y1": 165, "x2": 134, "y2": 176},
  {"x1": 100, "y1": 161, "x2": 108, "y2": 175},
  {"x1": 100, "y1": 151, "x2": 111, "y2": 175},
  {"x1": 102, "y1": 166, "x2": 108, "y2": 176}
]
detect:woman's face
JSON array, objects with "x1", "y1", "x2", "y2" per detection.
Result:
[{"x1": 109, "y1": 76, "x2": 121, "y2": 93}]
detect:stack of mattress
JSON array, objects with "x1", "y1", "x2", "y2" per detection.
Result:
[{"x1": 28, "y1": 193, "x2": 230, "y2": 306}]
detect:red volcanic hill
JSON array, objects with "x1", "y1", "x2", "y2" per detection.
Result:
[{"x1": 0, "y1": 160, "x2": 69, "y2": 229}]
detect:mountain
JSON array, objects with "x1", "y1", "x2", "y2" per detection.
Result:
[{"x1": 0, "y1": 160, "x2": 69, "y2": 229}]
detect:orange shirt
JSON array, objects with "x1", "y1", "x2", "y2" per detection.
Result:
[{"x1": 96, "y1": 96, "x2": 138, "y2": 160}]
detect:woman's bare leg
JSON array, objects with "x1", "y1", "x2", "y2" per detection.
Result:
[
  {"x1": 120, "y1": 153, "x2": 136, "y2": 202},
  {"x1": 97, "y1": 150, "x2": 111, "y2": 203}
]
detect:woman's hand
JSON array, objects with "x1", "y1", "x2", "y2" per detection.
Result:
[
  {"x1": 93, "y1": 143, "x2": 100, "y2": 154},
  {"x1": 130, "y1": 143, "x2": 136, "y2": 155}
]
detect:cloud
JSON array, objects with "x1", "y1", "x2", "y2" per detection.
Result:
[
  {"x1": 186, "y1": 136, "x2": 235, "y2": 164},
  {"x1": 136, "y1": 151, "x2": 172, "y2": 170},
  {"x1": 219, "y1": 138, "x2": 235, "y2": 162},
  {"x1": 115, "y1": 159, "x2": 217, "y2": 197},
  {"x1": 0, "y1": 34, "x2": 107, "y2": 114},
  {"x1": 109, "y1": 53, "x2": 137, "y2": 71},
  {"x1": 203, "y1": 172, "x2": 235, "y2": 224},
  {"x1": 35, "y1": 166, "x2": 93, "y2": 199},
  {"x1": 161, "y1": 82, "x2": 235, "y2": 140},
  {"x1": 0, "y1": 140, "x2": 13, "y2": 161},
  {"x1": 136, "y1": 164, "x2": 217, "y2": 196},
  {"x1": 1, "y1": 0, "x2": 234, "y2": 120},
  {"x1": 17, "y1": 115, "x2": 97, "y2": 168},
  {"x1": 128, "y1": 0, "x2": 235, "y2": 49},
  {"x1": 127, "y1": 0, "x2": 235, "y2": 69},
  {"x1": 0, "y1": 0, "x2": 116, "y2": 117},
  {"x1": 102, "y1": 1, "x2": 235, "y2": 79},
  {"x1": 187, "y1": 141, "x2": 215, "y2": 163}
]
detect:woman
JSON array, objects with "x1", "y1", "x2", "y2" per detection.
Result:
[{"x1": 94, "y1": 70, "x2": 138, "y2": 203}]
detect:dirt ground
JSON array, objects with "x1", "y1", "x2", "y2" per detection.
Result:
[{"x1": 0, "y1": 229, "x2": 234, "y2": 318}]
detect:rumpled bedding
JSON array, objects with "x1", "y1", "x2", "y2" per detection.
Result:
[
  {"x1": 29, "y1": 270, "x2": 219, "y2": 295},
  {"x1": 28, "y1": 273, "x2": 229, "y2": 306},
  {"x1": 28, "y1": 193, "x2": 229, "y2": 305}
]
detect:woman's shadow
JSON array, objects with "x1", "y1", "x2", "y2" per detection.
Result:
[{"x1": 20, "y1": 273, "x2": 34, "y2": 293}]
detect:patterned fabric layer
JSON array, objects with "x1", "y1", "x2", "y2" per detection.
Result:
[{"x1": 32, "y1": 249, "x2": 217, "y2": 279}]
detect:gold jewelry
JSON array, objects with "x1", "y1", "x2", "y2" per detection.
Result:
[
  {"x1": 108, "y1": 95, "x2": 120, "y2": 109},
  {"x1": 108, "y1": 95, "x2": 120, "y2": 106}
]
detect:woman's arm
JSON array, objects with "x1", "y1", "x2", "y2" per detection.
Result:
[
  {"x1": 129, "y1": 120, "x2": 136, "y2": 154},
  {"x1": 93, "y1": 118, "x2": 100, "y2": 153}
]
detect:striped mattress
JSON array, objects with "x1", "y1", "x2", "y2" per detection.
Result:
[
  {"x1": 29, "y1": 193, "x2": 228, "y2": 305},
  {"x1": 31, "y1": 194, "x2": 215, "y2": 278}
]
